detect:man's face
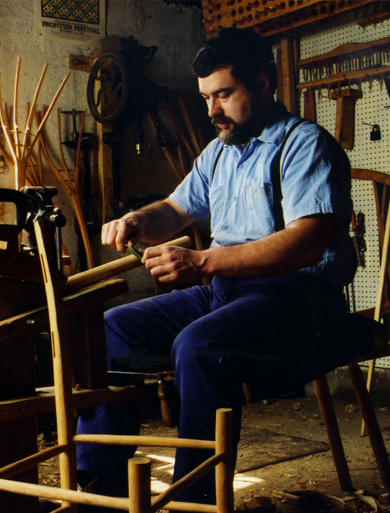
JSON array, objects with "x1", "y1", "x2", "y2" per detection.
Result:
[{"x1": 198, "y1": 66, "x2": 261, "y2": 145}]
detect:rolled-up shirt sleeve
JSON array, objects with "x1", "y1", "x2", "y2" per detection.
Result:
[{"x1": 169, "y1": 140, "x2": 222, "y2": 221}]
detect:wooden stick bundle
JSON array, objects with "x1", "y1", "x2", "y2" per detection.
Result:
[{"x1": 0, "y1": 57, "x2": 70, "y2": 190}]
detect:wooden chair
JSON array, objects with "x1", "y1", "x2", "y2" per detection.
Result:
[
  {"x1": 314, "y1": 168, "x2": 390, "y2": 492},
  {"x1": 0, "y1": 214, "x2": 233, "y2": 512}
]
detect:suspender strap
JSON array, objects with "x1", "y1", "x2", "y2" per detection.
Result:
[
  {"x1": 212, "y1": 144, "x2": 224, "y2": 180},
  {"x1": 271, "y1": 118, "x2": 306, "y2": 232}
]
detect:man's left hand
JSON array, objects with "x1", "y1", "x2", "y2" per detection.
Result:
[{"x1": 142, "y1": 246, "x2": 206, "y2": 283}]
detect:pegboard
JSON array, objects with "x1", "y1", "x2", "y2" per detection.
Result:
[{"x1": 298, "y1": 17, "x2": 390, "y2": 368}]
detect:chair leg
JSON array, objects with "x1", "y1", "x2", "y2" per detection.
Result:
[
  {"x1": 348, "y1": 363, "x2": 390, "y2": 492},
  {"x1": 313, "y1": 376, "x2": 354, "y2": 491}
]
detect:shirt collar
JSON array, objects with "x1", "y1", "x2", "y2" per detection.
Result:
[{"x1": 256, "y1": 100, "x2": 291, "y2": 147}]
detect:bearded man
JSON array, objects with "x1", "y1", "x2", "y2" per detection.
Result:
[{"x1": 76, "y1": 28, "x2": 365, "y2": 511}]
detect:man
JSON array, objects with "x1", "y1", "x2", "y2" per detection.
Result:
[{"x1": 77, "y1": 27, "x2": 367, "y2": 509}]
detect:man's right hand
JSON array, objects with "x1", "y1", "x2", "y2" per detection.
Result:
[
  {"x1": 102, "y1": 198, "x2": 196, "y2": 254},
  {"x1": 101, "y1": 211, "x2": 147, "y2": 253}
]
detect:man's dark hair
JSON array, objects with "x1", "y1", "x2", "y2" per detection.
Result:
[{"x1": 192, "y1": 28, "x2": 277, "y2": 93}]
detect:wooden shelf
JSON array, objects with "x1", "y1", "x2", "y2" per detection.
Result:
[{"x1": 201, "y1": 0, "x2": 381, "y2": 39}]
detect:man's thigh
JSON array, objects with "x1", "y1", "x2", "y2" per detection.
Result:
[
  {"x1": 104, "y1": 284, "x2": 214, "y2": 371},
  {"x1": 173, "y1": 275, "x2": 344, "y2": 397}
]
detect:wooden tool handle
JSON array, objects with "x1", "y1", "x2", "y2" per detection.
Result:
[{"x1": 63, "y1": 236, "x2": 192, "y2": 294}]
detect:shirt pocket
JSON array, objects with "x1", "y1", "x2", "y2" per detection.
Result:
[{"x1": 237, "y1": 184, "x2": 276, "y2": 238}]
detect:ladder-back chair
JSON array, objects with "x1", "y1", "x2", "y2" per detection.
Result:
[
  {"x1": 314, "y1": 168, "x2": 390, "y2": 492},
  {"x1": 0, "y1": 209, "x2": 234, "y2": 512}
]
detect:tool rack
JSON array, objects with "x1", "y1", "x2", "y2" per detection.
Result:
[{"x1": 200, "y1": 0, "x2": 382, "y2": 40}]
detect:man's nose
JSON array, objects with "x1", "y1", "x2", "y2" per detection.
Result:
[{"x1": 208, "y1": 98, "x2": 222, "y2": 118}]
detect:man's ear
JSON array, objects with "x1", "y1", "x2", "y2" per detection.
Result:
[{"x1": 255, "y1": 71, "x2": 271, "y2": 95}]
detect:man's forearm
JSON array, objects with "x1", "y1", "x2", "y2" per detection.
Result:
[
  {"x1": 137, "y1": 198, "x2": 195, "y2": 244},
  {"x1": 200, "y1": 216, "x2": 334, "y2": 279}
]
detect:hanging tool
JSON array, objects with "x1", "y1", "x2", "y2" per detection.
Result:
[
  {"x1": 61, "y1": 109, "x2": 96, "y2": 231},
  {"x1": 331, "y1": 88, "x2": 363, "y2": 150},
  {"x1": 351, "y1": 210, "x2": 366, "y2": 268}
]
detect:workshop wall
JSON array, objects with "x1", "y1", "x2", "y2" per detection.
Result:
[
  {"x1": 0, "y1": 0, "x2": 205, "y2": 301},
  {"x1": 297, "y1": 12, "x2": 390, "y2": 370}
]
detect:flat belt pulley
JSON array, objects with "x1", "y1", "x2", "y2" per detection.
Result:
[{"x1": 86, "y1": 39, "x2": 161, "y2": 216}]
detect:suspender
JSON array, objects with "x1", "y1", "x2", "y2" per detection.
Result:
[
  {"x1": 271, "y1": 118, "x2": 306, "y2": 231},
  {"x1": 212, "y1": 118, "x2": 306, "y2": 232}
]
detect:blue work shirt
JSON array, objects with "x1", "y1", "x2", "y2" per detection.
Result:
[{"x1": 170, "y1": 101, "x2": 357, "y2": 286}]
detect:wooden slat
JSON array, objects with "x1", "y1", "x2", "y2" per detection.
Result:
[
  {"x1": 0, "y1": 278, "x2": 128, "y2": 343},
  {"x1": 0, "y1": 384, "x2": 154, "y2": 422}
]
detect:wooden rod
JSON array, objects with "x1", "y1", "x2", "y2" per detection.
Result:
[
  {"x1": 35, "y1": 219, "x2": 78, "y2": 511},
  {"x1": 151, "y1": 454, "x2": 223, "y2": 513},
  {"x1": 63, "y1": 235, "x2": 191, "y2": 294},
  {"x1": 0, "y1": 479, "x2": 129, "y2": 511},
  {"x1": 13, "y1": 56, "x2": 21, "y2": 159},
  {"x1": 161, "y1": 501, "x2": 217, "y2": 512},
  {"x1": 313, "y1": 376, "x2": 353, "y2": 491},
  {"x1": 215, "y1": 408, "x2": 234, "y2": 513},
  {"x1": 349, "y1": 363, "x2": 390, "y2": 491},
  {"x1": 21, "y1": 62, "x2": 49, "y2": 161},
  {"x1": 128, "y1": 458, "x2": 151, "y2": 513},
  {"x1": 0, "y1": 445, "x2": 67, "y2": 479},
  {"x1": 25, "y1": 71, "x2": 71, "y2": 162},
  {"x1": 177, "y1": 94, "x2": 201, "y2": 156},
  {"x1": 73, "y1": 433, "x2": 215, "y2": 450}
]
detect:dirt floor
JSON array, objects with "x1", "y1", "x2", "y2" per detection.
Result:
[{"x1": 38, "y1": 394, "x2": 390, "y2": 512}]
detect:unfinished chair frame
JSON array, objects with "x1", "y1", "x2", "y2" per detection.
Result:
[
  {"x1": 0, "y1": 218, "x2": 234, "y2": 513},
  {"x1": 314, "y1": 168, "x2": 390, "y2": 493}
]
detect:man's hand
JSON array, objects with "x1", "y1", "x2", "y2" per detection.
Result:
[
  {"x1": 102, "y1": 211, "x2": 147, "y2": 253},
  {"x1": 102, "y1": 199, "x2": 196, "y2": 254},
  {"x1": 142, "y1": 246, "x2": 206, "y2": 283}
]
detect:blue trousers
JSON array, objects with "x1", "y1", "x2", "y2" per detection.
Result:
[{"x1": 76, "y1": 273, "x2": 360, "y2": 504}]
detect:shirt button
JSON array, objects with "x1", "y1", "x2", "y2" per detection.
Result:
[
  {"x1": 222, "y1": 226, "x2": 228, "y2": 230},
  {"x1": 233, "y1": 196, "x2": 237, "y2": 201}
]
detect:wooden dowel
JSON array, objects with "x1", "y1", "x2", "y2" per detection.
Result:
[
  {"x1": 349, "y1": 363, "x2": 390, "y2": 491},
  {"x1": 0, "y1": 479, "x2": 129, "y2": 511},
  {"x1": 0, "y1": 102, "x2": 17, "y2": 168},
  {"x1": 73, "y1": 433, "x2": 215, "y2": 450},
  {"x1": 177, "y1": 94, "x2": 201, "y2": 156},
  {"x1": 162, "y1": 95, "x2": 196, "y2": 162},
  {"x1": 21, "y1": 62, "x2": 49, "y2": 161},
  {"x1": 0, "y1": 445, "x2": 67, "y2": 479},
  {"x1": 146, "y1": 113, "x2": 183, "y2": 182},
  {"x1": 13, "y1": 56, "x2": 21, "y2": 159},
  {"x1": 215, "y1": 408, "x2": 234, "y2": 513},
  {"x1": 314, "y1": 376, "x2": 353, "y2": 491},
  {"x1": 63, "y1": 235, "x2": 191, "y2": 294},
  {"x1": 128, "y1": 458, "x2": 151, "y2": 513},
  {"x1": 151, "y1": 454, "x2": 223, "y2": 513},
  {"x1": 25, "y1": 71, "x2": 71, "y2": 162},
  {"x1": 162, "y1": 501, "x2": 216, "y2": 512}
]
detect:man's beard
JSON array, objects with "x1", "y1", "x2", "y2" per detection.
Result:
[{"x1": 212, "y1": 94, "x2": 260, "y2": 145}]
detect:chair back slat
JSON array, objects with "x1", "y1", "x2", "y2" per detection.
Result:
[{"x1": 351, "y1": 169, "x2": 390, "y2": 319}]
